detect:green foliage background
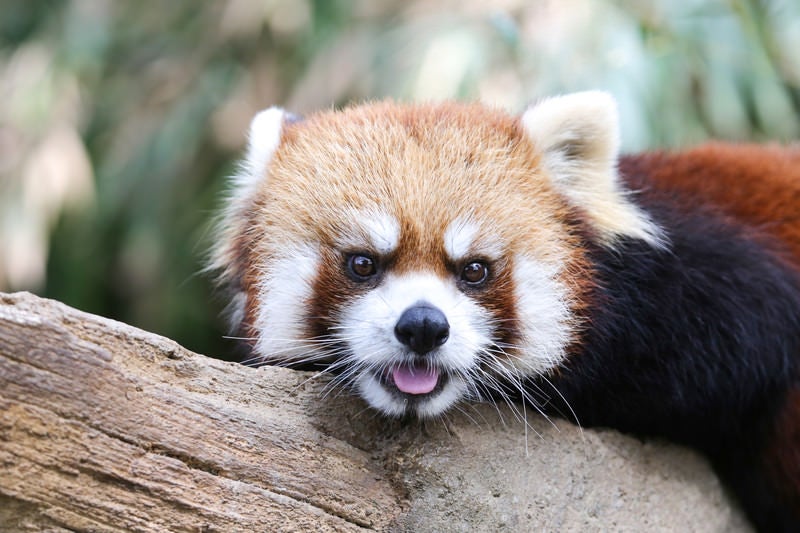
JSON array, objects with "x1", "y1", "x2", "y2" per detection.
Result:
[{"x1": 2, "y1": 0, "x2": 799, "y2": 359}]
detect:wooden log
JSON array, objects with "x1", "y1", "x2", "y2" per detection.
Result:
[{"x1": 0, "y1": 292, "x2": 750, "y2": 531}]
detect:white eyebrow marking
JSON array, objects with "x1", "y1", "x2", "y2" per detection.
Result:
[
  {"x1": 444, "y1": 216, "x2": 504, "y2": 261},
  {"x1": 444, "y1": 217, "x2": 478, "y2": 260},
  {"x1": 336, "y1": 210, "x2": 400, "y2": 255},
  {"x1": 367, "y1": 211, "x2": 401, "y2": 254}
]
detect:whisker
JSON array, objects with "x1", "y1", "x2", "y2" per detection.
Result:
[
  {"x1": 223, "y1": 335, "x2": 259, "y2": 342},
  {"x1": 539, "y1": 373, "x2": 583, "y2": 439}
]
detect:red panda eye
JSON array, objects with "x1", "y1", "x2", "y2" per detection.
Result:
[
  {"x1": 348, "y1": 254, "x2": 377, "y2": 279},
  {"x1": 461, "y1": 261, "x2": 488, "y2": 285}
]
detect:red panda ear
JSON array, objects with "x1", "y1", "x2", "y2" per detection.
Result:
[
  {"x1": 243, "y1": 107, "x2": 287, "y2": 186},
  {"x1": 521, "y1": 92, "x2": 665, "y2": 248},
  {"x1": 226, "y1": 106, "x2": 295, "y2": 224},
  {"x1": 208, "y1": 107, "x2": 289, "y2": 284}
]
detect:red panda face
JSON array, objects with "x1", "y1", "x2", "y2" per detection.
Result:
[
  {"x1": 212, "y1": 94, "x2": 663, "y2": 418},
  {"x1": 305, "y1": 211, "x2": 577, "y2": 417}
]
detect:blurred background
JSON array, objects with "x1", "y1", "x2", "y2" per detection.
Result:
[{"x1": 2, "y1": 0, "x2": 799, "y2": 359}]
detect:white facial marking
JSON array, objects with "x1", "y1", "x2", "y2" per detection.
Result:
[
  {"x1": 444, "y1": 217, "x2": 479, "y2": 260},
  {"x1": 444, "y1": 216, "x2": 504, "y2": 262},
  {"x1": 336, "y1": 210, "x2": 400, "y2": 255},
  {"x1": 253, "y1": 243, "x2": 321, "y2": 364},
  {"x1": 366, "y1": 211, "x2": 400, "y2": 255},
  {"x1": 339, "y1": 272, "x2": 492, "y2": 417},
  {"x1": 356, "y1": 374, "x2": 410, "y2": 417},
  {"x1": 414, "y1": 379, "x2": 469, "y2": 418},
  {"x1": 508, "y1": 255, "x2": 575, "y2": 374},
  {"x1": 356, "y1": 371, "x2": 469, "y2": 418}
]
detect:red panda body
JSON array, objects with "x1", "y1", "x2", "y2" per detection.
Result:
[
  {"x1": 212, "y1": 93, "x2": 800, "y2": 531},
  {"x1": 557, "y1": 146, "x2": 800, "y2": 532}
]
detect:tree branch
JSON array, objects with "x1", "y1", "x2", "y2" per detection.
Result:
[{"x1": 0, "y1": 292, "x2": 749, "y2": 531}]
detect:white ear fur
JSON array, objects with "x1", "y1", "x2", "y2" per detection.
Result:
[
  {"x1": 522, "y1": 91, "x2": 665, "y2": 248},
  {"x1": 241, "y1": 107, "x2": 286, "y2": 189},
  {"x1": 208, "y1": 107, "x2": 286, "y2": 281},
  {"x1": 225, "y1": 106, "x2": 286, "y2": 236}
]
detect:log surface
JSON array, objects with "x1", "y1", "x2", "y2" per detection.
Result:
[{"x1": 0, "y1": 292, "x2": 750, "y2": 532}]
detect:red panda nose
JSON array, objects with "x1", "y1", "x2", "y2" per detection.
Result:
[{"x1": 394, "y1": 303, "x2": 450, "y2": 355}]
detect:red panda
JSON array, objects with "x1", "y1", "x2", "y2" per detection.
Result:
[{"x1": 211, "y1": 92, "x2": 800, "y2": 532}]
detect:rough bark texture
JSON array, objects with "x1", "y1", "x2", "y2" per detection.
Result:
[{"x1": 0, "y1": 291, "x2": 750, "y2": 532}]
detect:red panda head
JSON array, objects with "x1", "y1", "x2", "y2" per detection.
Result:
[{"x1": 211, "y1": 92, "x2": 663, "y2": 418}]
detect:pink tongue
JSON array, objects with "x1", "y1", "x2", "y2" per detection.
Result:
[{"x1": 392, "y1": 364, "x2": 439, "y2": 395}]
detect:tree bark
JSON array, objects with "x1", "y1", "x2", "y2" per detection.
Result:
[{"x1": 0, "y1": 292, "x2": 750, "y2": 532}]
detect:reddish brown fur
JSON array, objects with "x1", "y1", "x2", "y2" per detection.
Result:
[
  {"x1": 307, "y1": 247, "x2": 360, "y2": 342},
  {"x1": 468, "y1": 256, "x2": 523, "y2": 351},
  {"x1": 621, "y1": 143, "x2": 800, "y2": 266}
]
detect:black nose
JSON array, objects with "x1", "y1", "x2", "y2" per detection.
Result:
[{"x1": 394, "y1": 303, "x2": 450, "y2": 355}]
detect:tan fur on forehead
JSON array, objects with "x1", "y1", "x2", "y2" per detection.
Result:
[
  {"x1": 254, "y1": 100, "x2": 579, "y2": 271},
  {"x1": 286, "y1": 100, "x2": 524, "y2": 141}
]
